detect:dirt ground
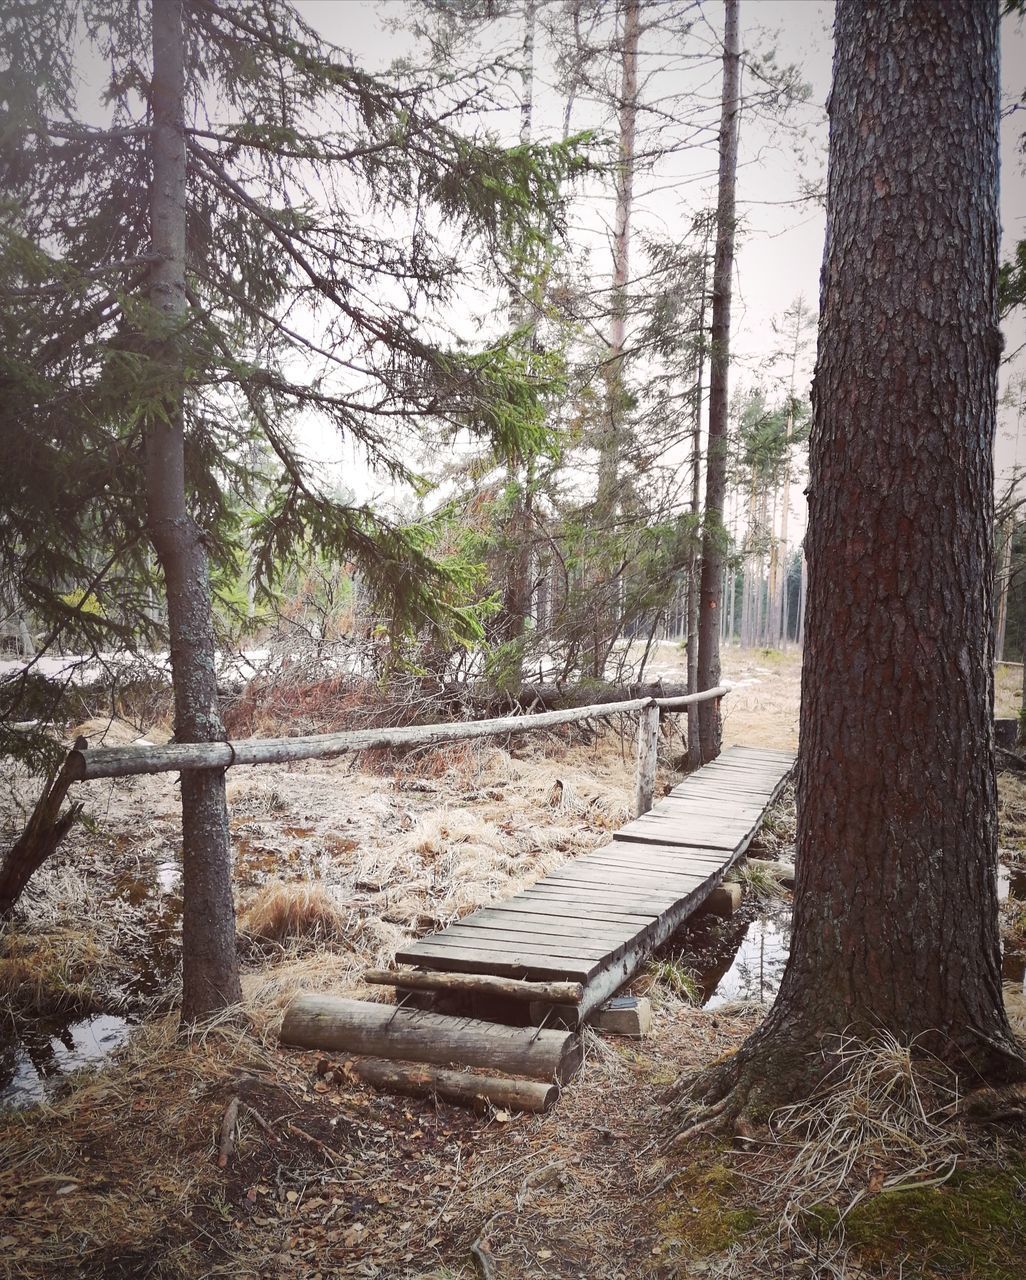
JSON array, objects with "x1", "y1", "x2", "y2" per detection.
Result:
[{"x1": 2, "y1": 646, "x2": 1026, "y2": 1280}]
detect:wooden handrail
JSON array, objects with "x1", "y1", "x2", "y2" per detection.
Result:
[{"x1": 67, "y1": 684, "x2": 731, "y2": 782}]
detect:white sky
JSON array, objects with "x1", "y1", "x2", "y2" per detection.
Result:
[{"x1": 295, "y1": 0, "x2": 1026, "y2": 529}]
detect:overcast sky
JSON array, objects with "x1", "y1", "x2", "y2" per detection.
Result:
[{"x1": 295, "y1": 0, "x2": 1026, "y2": 518}]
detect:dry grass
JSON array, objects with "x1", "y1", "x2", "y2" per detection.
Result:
[
  {"x1": 238, "y1": 881, "x2": 352, "y2": 946},
  {"x1": 0, "y1": 1012, "x2": 282, "y2": 1278},
  {"x1": 769, "y1": 1032, "x2": 965, "y2": 1230}
]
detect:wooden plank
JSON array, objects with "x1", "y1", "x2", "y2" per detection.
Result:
[
  {"x1": 518, "y1": 890, "x2": 672, "y2": 914},
  {"x1": 418, "y1": 928, "x2": 615, "y2": 961},
  {"x1": 545, "y1": 871, "x2": 710, "y2": 897},
  {"x1": 485, "y1": 899, "x2": 651, "y2": 927},
  {"x1": 617, "y1": 814, "x2": 754, "y2": 835},
  {"x1": 455, "y1": 912, "x2": 635, "y2": 945},
  {"x1": 573, "y1": 852, "x2": 721, "y2": 878},
  {"x1": 614, "y1": 830, "x2": 740, "y2": 851},
  {"x1": 394, "y1": 941, "x2": 599, "y2": 982},
  {"x1": 521, "y1": 885, "x2": 676, "y2": 911},
  {"x1": 549, "y1": 859, "x2": 711, "y2": 885},
  {"x1": 597, "y1": 843, "x2": 731, "y2": 867},
  {"x1": 442, "y1": 922, "x2": 627, "y2": 957},
  {"x1": 650, "y1": 796, "x2": 765, "y2": 817}
]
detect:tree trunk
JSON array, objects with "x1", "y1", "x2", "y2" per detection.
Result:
[
  {"x1": 995, "y1": 519, "x2": 1011, "y2": 662},
  {"x1": 497, "y1": 0, "x2": 539, "y2": 688},
  {"x1": 796, "y1": 547, "x2": 807, "y2": 646},
  {"x1": 590, "y1": 0, "x2": 640, "y2": 678},
  {"x1": 689, "y1": 0, "x2": 1023, "y2": 1104},
  {"x1": 686, "y1": 243, "x2": 709, "y2": 769},
  {"x1": 696, "y1": 0, "x2": 740, "y2": 762},
  {"x1": 148, "y1": 0, "x2": 241, "y2": 1021}
]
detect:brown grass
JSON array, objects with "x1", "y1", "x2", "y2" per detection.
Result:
[{"x1": 238, "y1": 881, "x2": 352, "y2": 946}]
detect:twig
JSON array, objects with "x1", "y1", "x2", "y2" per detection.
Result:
[
  {"x1": 286, "y1": 1121, "x2": 343, "y2": 1165},
  {"x1": 217, "y1": 1096, "x2": 240, "y2": 1169},
  {"x1": 470, "y1": 1212, "x2": 500, "y2": 1280},
  {"x1": 242, "y1": 1102, "x2": 278, "y2": 1144}
]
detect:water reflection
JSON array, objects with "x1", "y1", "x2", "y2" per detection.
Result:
[{"x1": 0, "y1": 1014, "x2": 132, "y2": 1110}]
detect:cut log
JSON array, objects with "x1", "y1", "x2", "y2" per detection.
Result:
[
  {"x1": 364, "y1": 968, "x2": 584, "y2": 1005},
  {"x1": 698, "y1": 883, "x2": 743, "y2": 917},
  {"x1": 634, "y1": 700, "x2": 660, "y2": 817},
  {"x1": 590, "y1": 995, "x2": 652, "y2": 1038},
  {"x1": 280, "y1": 996, "x2": 582, "y2": 1083},
  {"x1": 338, "y1": 1055, "x2": 558, "y2": 1114}
]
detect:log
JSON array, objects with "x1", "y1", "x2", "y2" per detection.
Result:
[
  {"x1": 69, "y1": 686, "x2": 730, "y2": 780},
  {"x1": 364, "y1": 968, "x2": 584, "y2": 1005},
  {"x1": 339, "y1": 1055, "x2": 558, "y2": 1114},
  {"x1": 474, "y1": 680, "x2": 691, "y2": 713},
  {"x1": 280, "y1": 996, "x2": 582, "y2": 1083}
]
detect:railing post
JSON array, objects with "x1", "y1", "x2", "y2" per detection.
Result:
[{"x1": 635, "y1": 698, "x2": 660, "y2": 817}]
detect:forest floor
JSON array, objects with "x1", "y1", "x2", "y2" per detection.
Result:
[{"x1": 2, "y1": 646, "x2": 1026, "y2": 1279}]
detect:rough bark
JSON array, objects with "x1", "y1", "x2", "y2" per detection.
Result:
[
  {"x1": 672, "y1": 0, "x2": 1024, "y2": 1128},
  {"x1": 280, "y1": 996, "x2": 582, "y2": 1083},
  {"x1": 147, "y1": 0, "x2": 241, "y2": 1020},
  {"x1": 696, "y1": 0, "x2": 741, "y2": 762},
  {"x1": 0, "y1": 756, "x2": 82, "y2": 915}
]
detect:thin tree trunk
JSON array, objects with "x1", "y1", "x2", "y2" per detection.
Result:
[
  {"x1": 686, "y1": 243, "x2": 709, "y2": 769},
  {"x1": 148, "y1": 0, "x2": 241, "y2": 1021},
  {"x1": 497, "y1": 0, "x2": 539, "y2": 689},
  {"x1": 995, "y1": 519, "x2": 1011, "y2": 662},
  {"x1": 696, "y1": 0, "x2": 740, "y2": 762},
  {"x1": 590, "y1": 0, "x2": 640, "y2": 678}
]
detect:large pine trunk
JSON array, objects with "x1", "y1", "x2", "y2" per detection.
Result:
[
  {"x1": 696, "y1": 0, "x2": 740, "y2": 762},
  {"x1": 728, "y1": 0, "x2": 1022, "y2": 1089},
  {"x1": 148, "y1": 0, "x2": 241, "y2": 1021}
]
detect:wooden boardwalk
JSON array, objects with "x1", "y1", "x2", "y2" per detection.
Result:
[{"x1": 395, "y1": 745, "x2": 795, "y2": 1022}]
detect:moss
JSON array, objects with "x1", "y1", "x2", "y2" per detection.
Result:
[
  {"x1": 813, "y1": 1164, "x2": 1026, "y2": 1279},
  {"x1": 654, "y1": 1162, "x2": 760, "y2": 1258}
]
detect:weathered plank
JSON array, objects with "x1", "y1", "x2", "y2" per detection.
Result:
[{"x1": 391, "y1": 747, "x2": 795, "y2": 1009}]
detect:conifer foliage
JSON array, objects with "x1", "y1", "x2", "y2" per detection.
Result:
[{"x1": 0, "y1": 0, "x2": 584, "y2": 1013}]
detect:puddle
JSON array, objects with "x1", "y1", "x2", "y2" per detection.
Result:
[
  {"x1": 665, "y1": 862, "x2": 1026, "y2": 1012},
  {"x1": 1, "y1": 1014, "x2": 133, "y2": 1110},
  {"x1": 663, "y1": 907, "x2": 792, "y2": 1009},
  {"x1": 999, "y1": 862, "x2": 1026, "y2": 902}
]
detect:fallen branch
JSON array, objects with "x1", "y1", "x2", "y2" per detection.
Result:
[
  {"x1": 216, "y1": 1096, "x2": 240, "y2": 1169},
  {"x1": 0, "y1": 753, "x2": 84, "y2": 916},
  {"x1": 470, "y1": 1213, "x2": 501, "y2": 1280},
  {"x1": 364, "y1": 968, "x2": 584, "y2": 1005}
]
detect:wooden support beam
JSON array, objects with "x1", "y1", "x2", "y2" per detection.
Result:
[
  {"x1": 280, "y1": 996, "x2": 582, "y2": 1083},
  {"x1": 634, "y1": 699, "x2": 660, "y2": 817},
  {"x1": 364, "y1": 968, "x2": 584, "y2": 1005},
  {"x1": 336, "y1": 1056, "x2": 559, "y2": 1114}
]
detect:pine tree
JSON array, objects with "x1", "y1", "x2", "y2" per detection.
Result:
[{"x1": 0, "y1": 0, "x2": 585, "y2": 1013}]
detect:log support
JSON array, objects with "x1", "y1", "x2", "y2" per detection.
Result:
[{"x1": 634, "y1": 700, "x2": 660, "y2": 817}]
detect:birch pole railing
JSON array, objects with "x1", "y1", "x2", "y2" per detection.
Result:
[
  {"x1": 1, "y1": 684, "x2": 730, "y2": 913},
  {"x1": 65, "y1": 685, "x2": 731, "y2": 817}
]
